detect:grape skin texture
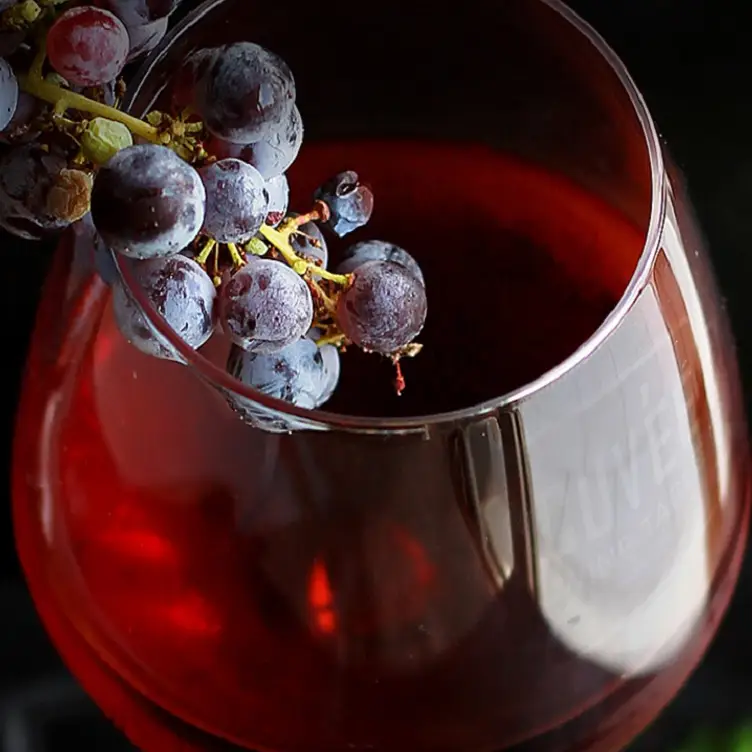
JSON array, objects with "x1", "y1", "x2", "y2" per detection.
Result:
[
  {"x1": 314, "y1": 171, "x2": 374, "y2": 237},
  {"x1": 210, "y1": 105, "x2": 303, "y2": 180},
  {"x1": 336, "y1": 240, "x2": 424, "y2": 286},
  {"x1": 264, "y1": 174, "x2": 289, "y2": 227},
  {"x1": 112, "y1": 254, "x2": 216, "y2": 361},
  {"x1": 91, "y1": 144, "x2": 206, "y2": 259},
  {"x1": 337, "y1": 260, "x2": 427, "y2": 354},
  {"x1": 290, "y1": 213, "x2": 328, "y2": 268},
  {"x1": 224, "y1": 337, "x2": 340, "y2": 433},
  {"x1": 0, "y1": 57, "x2": 18, "y2": 132},
  {"x1": 195, "y1": 42, "x2": 296, "y2": 144},
  {"x1": 199, "y1": 159, "x2": 268, "y2": 244},
  {"x1": 0, "y1": 144, "x2": 71, "y2": 239},
  {"x1": 220, "y1": 258, "x2": 313, "y2": 354},
  {"x1": 47, "y1": 7, "x2": 129, "y2": 87},
  {"x1": 227, "y1": 337, "x2": 338, "y2": 410}
]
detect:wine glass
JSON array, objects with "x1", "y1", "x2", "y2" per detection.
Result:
[{"x1": 12, "y1": 0, "x2": 750, "y2": 750}]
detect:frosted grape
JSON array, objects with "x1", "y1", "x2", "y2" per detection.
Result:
[
  {"x1": 199, "y1": 159, "x2": 268, "y2": 244},
  {"x1": 112, "y1": 254, "x2": 216, "y2": 360},
  {"x1": 220, "y1": 257, "x2": 313, "y2": 354},
  {"x1": 337, "y1": 260, "x2": 427, "y2": 354},
  {"x1": 91, "y1": 144, "x2": 206, "y2": 259}
]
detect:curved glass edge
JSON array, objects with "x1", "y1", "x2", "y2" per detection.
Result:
[{"x1": 115, "y1": 0, "x2": 667, "y2": 436}]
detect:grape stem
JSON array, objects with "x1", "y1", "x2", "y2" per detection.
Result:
[
  {"x1": 226, "y1": 242, "x2": 245, "y2": 267},
  {"x1": 393, "y1": 358, "x2": 406, "y2": 396},
  {"x1": 316, "y1": 332, "x2": 346, "y2": 348},
  {"x1": 195, "y1": 238, "x2": 216, "y2": 266},
  {"x1": 19, "y1": 49, "x2": 161, "y2": 145},
  {"x1": 307, "y1": 277, "x2": 336, "y2": 315},
  {"x1": 259, "y1": 206, "x2": 350, "y2": 286}
]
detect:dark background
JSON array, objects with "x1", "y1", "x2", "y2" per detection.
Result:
[{"x1": 1, "y1": 0, "x2": 752, "y2": 749}]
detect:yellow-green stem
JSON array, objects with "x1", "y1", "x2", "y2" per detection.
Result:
[
  {"x1": 19, "y1": 73, "x2": 161, "y2": 144},
  {"x1": 259, "y1": 224, "x2": 350, "y2": 285},
  {"x1": 227, "y1": 242, "x2": 245, "y2": 267},
  {"x1": 307, "y1": 265, "x2": 350, "y2": 285},
  {"x1": 259, "y1": 224, "x2": 303, "y2": 266},
  {"x1": 195, "y1": 238, "x2": 216, "y2": 266},
  {"x1": 315, "y1": 332, "x2": 346, "y2": 348}
]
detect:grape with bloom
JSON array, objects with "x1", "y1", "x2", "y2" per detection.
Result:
[
  {"x1": 46, "y1": 6, "x2": 129, "y2": 87},
  {"x1": 91, "y1": 144, "x2": 206, "y2": 259},
  {"x1": 0, "y1": 8, "x2": 428, "y2": 431}
]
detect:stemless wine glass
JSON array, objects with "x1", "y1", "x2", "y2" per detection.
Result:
[{"x1": 12, "y1": 0, "x2": 750, "y2": 751}]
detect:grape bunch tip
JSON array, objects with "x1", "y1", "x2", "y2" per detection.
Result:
[{"x1": 0, "y1": 0, "x2": 428, "y2": 429}]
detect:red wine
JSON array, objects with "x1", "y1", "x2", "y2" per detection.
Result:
[
  {"x1": 13, "y1": 142, "x2": 747, "y2": 752},
  {"x1": 287, "y1": 143, "x2": 629, "y2": 416}
]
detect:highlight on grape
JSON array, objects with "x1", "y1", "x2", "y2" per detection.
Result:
[{"x1": 0, "y1": 0, "x2": 427, "y2": 430}]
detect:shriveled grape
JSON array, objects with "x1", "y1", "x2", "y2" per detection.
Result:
[
  {"x1": 314, "y1": 171, "x2": 374, "y2": 237},
  {"x1": 0, "y1": 144, "x2": 72, "y2": 239}
]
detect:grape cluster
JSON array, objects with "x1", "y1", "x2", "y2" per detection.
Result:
[
  {"x1": 0, "y1": 0, "x2": 186, "y2": 238},
  {"x1": 0, "y1": 0, "x2": 428, "y2": 430}
]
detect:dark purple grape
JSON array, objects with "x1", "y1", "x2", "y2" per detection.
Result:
[
  {"x1": 194, "y1": 42, "x2": 296, "y2": 144},
  {"x1": 98, "y1": 0, "x2": 181, "y2": 24},
  {"x1": 227, "y1": 336, "x2": 336, "y2": 410},
  {"x1": 337, "y1": 260, "x2": 427, "y2": 354},
  {"x1": 290, "y1": 213, "x2": 328, "y2": 268},
  {"x1": 0, "y1": 144, "x2": 72, "y2": 239},
  {"x1": 264, "y1": 173, "x2": 288, "y2": 227},
  {"x1": 125, "y1": 17, "x2": 168, "y2": 62},
  {"x1": 210, "y1": 105, "x2": 303, "y2": 179},
  {"x1": 112, "y1": 254, "x2": 216, "y2": 360},
  {"x1": 246, "y1": 105, "x2": 302, "y2": 178},
  {"x1": 0, "y1": 57, "x2": 17, "y2": 131},
  {"x1": 91, "y1": 144, "x2": 206, "y2": 259},
  {"x1": 220, "y1": 257, "x2": 313, "y2": 354},
  {"x1": 336, "y1": 240, "x2": 423, "y2": 286},
  {"x1": 314, "y1": 171, "x2": 374, "y2": 238},
  {"x1": 199, "y1": 158, "x2": 268, "y2": 243}
]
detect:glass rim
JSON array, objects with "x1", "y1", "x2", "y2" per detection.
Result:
[{"x1": 117, "y1": 0, "x2": 667, "y2": 436}]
